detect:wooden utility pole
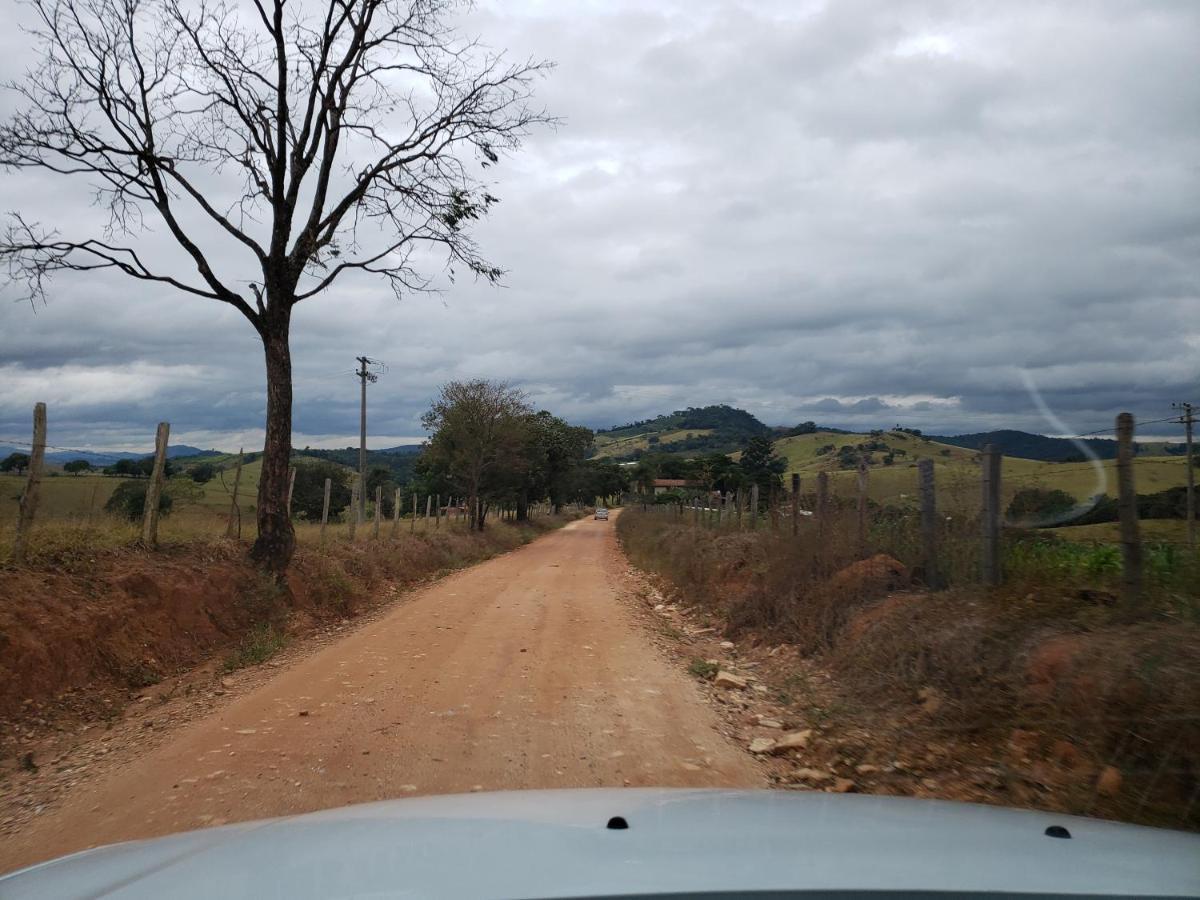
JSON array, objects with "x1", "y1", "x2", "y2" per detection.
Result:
[
  {"x1": 1116, "y1": 413, "x2": 1143, "y2": 614},
  {"x1": 225, "y1": 449, "x2": 244, "y2": 539},
  {"x1": 355, "y1": 356, "x2": 381, "y2": 522},
  {"x1": 856, "y1": 458, "x2": 869, "y2": 554},
  {"x1": 286, "y1": 466, "x2": 297, "y2": 518},
  {"x1": 141, "y1": 422, "x2": 170, "y2": 547},
  {"x1": 12, "y1": 402, "x2": 46, "y2": 565},
  {"x1": 791, "y1": 473, "x2": 800, "y2": 537},
  {"x1": 980, "y1": 444, "x2": 1003, "y2": 586},
  {"x1": 348, "y1": 481, "x2": 359, "y2": 540},
  {"x1": 918, "y1": 459, "x2": 940, "y2": 589},
  {"x1": 1175, "y1": 402, "x2": 1196, "y2": 551},
  {"x1": 319, "y1": 477, "x2": 331, "y2": 543}
]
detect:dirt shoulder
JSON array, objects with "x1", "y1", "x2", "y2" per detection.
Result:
[{"x1": 1, "y1": 512, "x2": 762, "y2": 874}]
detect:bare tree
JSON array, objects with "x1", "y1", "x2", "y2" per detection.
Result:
[{"x1": 0, "y1": 0, "x2": 551, "y2": 569}]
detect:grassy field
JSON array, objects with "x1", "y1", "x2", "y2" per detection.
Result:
[
  {"x1": 1042, "y1": 519, "x2": 1193, "y2": 545},
  {"x1": 0, "y1": 455, "x2": 467, "y2": 562},
  {"x1": 774, "y1": 430, "x2": 1192, "y2": 514},
  {"x1": 591, "y1": 428, "x2": 715, "y2": 459}
]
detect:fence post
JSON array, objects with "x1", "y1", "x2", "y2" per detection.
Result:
[
  {"x1": 749, "y1": 484, "x2": 759, "y2": 530},
  {"x1": 225, "y1": 449, "x2": 244, "y2": 539},
  {"x1": 791, "y1": 473, "x2": 800, "y2": 537},
  {"x1": 918, "y1": 458, "x2": 940, "y2": 589},
  {"x1": 425, "y1": 494, "x2": 432, "y2": 528},
  {"x1": 348, "y1": 481, "x2": 359, "y2": 540},
  {"x1": 857, "y1": 458, "x2": 869, "y2": 555},
  {"x1": 769, "y1": 486, "x2": 779, "y2": 530},
  {"x1": 320, "y1": 477, "x2": 331, "y2": 543},
  {"x1": 981, "y1": 444, "x2": 1003, "y2": 586},
  {"x1": 12, "y1": 402, "x2": 47, "y2": 565},
  {"x1": 286, "y1": 466, "x2": 297, "y2": 518},
  {"x1": 1116, "y1": 413, "x2": 1143, "y2": 615},
  {"x1": 411, "y1": 492, "x2": 417, "y2": 534},
  {"x1": 141, "y1": 422, "x2": 170, "y2": 547},
  {"x1": 435, "y1": 494, "x2": 441, "y2": 530},
  {"x1": 373, "y1": 485, "x2": 382, "y2": 538},
  {"x1": 817, "y1": 471, "x2": 829, "y2": 537},
  {"x1": 392, "y1": 488, "x2": 401, "y2": 537}
]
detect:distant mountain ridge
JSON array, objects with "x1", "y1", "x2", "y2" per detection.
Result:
[
  {"x1": 0, "y1": 444, "x2": 213, "y2": 466},
  {"x1": 929, "y1": 430, "x2": 1122, "y2": 461}
]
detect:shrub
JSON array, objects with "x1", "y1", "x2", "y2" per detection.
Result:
[
  {"x1": 104, "y1": 480, "x2": 173, "y2": 521},
  {"x1": 189, "y1": 462, "x2": 217, "y2": 483}
]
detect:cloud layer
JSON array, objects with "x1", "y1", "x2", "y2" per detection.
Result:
[{"x1": 1, "y1": 0, "x2": 1197, "y2": 451}]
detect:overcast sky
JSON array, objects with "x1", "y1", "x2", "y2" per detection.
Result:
[{"x1": 1, "y1": 0, "x2": 1198, "y2": 452}]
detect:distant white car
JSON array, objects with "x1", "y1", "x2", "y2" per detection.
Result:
[{"x1": 594, "y1": 507, "x2": 609, "y2": 520}]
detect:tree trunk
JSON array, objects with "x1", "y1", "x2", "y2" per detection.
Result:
[
  {"x1": 516, "y1": 490, "x2": 529, "y2": 522},
  {"x1": 250, "y1": 315, "x2": 296, "y2": 571}
]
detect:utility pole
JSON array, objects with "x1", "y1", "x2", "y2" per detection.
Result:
[
  {"x1": 1174, "y1": 402, "x2": 1196, "y2": 551},
  {"x1": 355, "y1": 356, "x2": 383, "y2": 523}
]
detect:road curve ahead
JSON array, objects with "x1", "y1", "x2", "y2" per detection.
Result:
[{"x1": 2, "y1": 511, "x2": 761, "y2": 873}]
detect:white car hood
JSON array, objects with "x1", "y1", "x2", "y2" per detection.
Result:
[{"x1": 2, "y1": 789, "x2": 1198, "y2": 899}]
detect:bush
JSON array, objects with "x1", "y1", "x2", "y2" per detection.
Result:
[
  {"x1": 1007, "y1": 487, "x2": 1077, "y2": 525},
  {"x1": 104, "y1": 480, "x2": 173, "y2": 521},
  {"x1": 189, "y1": 462, "x2": 217, "y2": 483}
]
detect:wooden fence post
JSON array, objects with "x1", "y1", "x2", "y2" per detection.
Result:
[
  {"x1": 141, "y1": 422, "x2": 170, "y2": 547},
  {"x1": 392, "y1": 488, "x2": 401, "y2": 537},
  {"x1": 769, "y1": 486, "x2": 779, "y2": 531},
  {"x1": 225, "y1": 448, "x2": 243, "y2": 540},
  {"x1": 348, "y1": 481, "x2": 359, "y2": 540},
  {"x1": 12, "y1": 402, "x2": 47, "y2": 565},
  {"x1": 411, "y1": 492, "x2": 417, "y2": 534},
  {"x1": 435, "y1": 494, "x2": 441, "y2": 530},
  {"x1": 817, "y1": 472, "x2": 829, "y2": 537},
  {"x1": 981, "y1": 444, "x2": 1003, "y2": 586},
  {"x1": 918, "y1": 459, "x2": 940, "y2": 589},
  {"x1": 373, "y1": 486, "x2": 382, "y2": 538},
  {"x1": 857, "y1": 458, "x2": 869, "y2": 555},
  {"x1": 320, "y1": 477, "x2": 331, "y2": 543},
  {"x1": 1116, "y1": 413, "x2": 1143, "y2": 615},
  {"x1": 791, "y1": 473, "x2": 800, "y2": 537},
  {"x1": 286, "y1": 466, "x2": 297, "y2": 518},
  {"x1": 425, "y1": 495, "x2": 432, "y2": 528},
  {"x1": 749, "y1": 484, "x2": 759, "y2": 530}
]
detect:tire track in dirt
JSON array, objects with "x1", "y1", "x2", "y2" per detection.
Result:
[{"x1": 1, "y1": 511, "x2": 762, "y2": 873}]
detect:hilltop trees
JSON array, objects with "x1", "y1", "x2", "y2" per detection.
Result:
[
  {"x1": 63, "y1": 459, "x2": 93, "y2": 475},
  {"x1": 1, "y1": 0, "x2": 551, "y2": 571}
]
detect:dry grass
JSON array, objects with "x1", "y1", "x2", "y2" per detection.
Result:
[{"x1": 618, "y1": 507, "x2": 1200, "y2": 828}]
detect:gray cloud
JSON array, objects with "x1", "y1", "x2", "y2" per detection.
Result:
[{"x1": 1, "y1": 0, "x2": 1198, "y2": 452}]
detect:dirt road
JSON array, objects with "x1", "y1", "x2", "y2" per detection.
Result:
[{"x1": 1, "y1": 513, "x2": 761, "y2": 873}]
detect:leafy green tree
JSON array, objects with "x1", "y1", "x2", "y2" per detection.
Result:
[
  {"x1": 524, "y1": 411, "x2": 593, "y2": 514},
  {"x1": 366, "y1": 466, "x2": 399, "y2": 518},
  {"x1": 1, "y1": 452, "x2": 30, "y2": 474},
  {"x1": 740, "y1": 436, "x2": 786, "y2": 501},
  {"x1": 105, "y1": 481, "x2": 172, "y2": 521},
  {"x1": 290, "y1": 462, "x2": 352, "y2": 522},
  {"x1": 63, "y1": 458, "x2": 93, "y2": 475},
  {"x1": 421, "y1": 380, "x2": 532, "y2": 530}
]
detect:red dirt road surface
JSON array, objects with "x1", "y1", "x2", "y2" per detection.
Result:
[{"x1": 1, "y1": 512, "x2": 761, "y2": 873}]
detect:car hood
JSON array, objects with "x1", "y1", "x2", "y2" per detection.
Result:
[{"x1": 2, "y1": 789, "x2": 1198, "y2": 899}]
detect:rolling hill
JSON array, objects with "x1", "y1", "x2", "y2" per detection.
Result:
[{"x1": 592, "y1": 404, "x2": 771, "y2": 459}]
